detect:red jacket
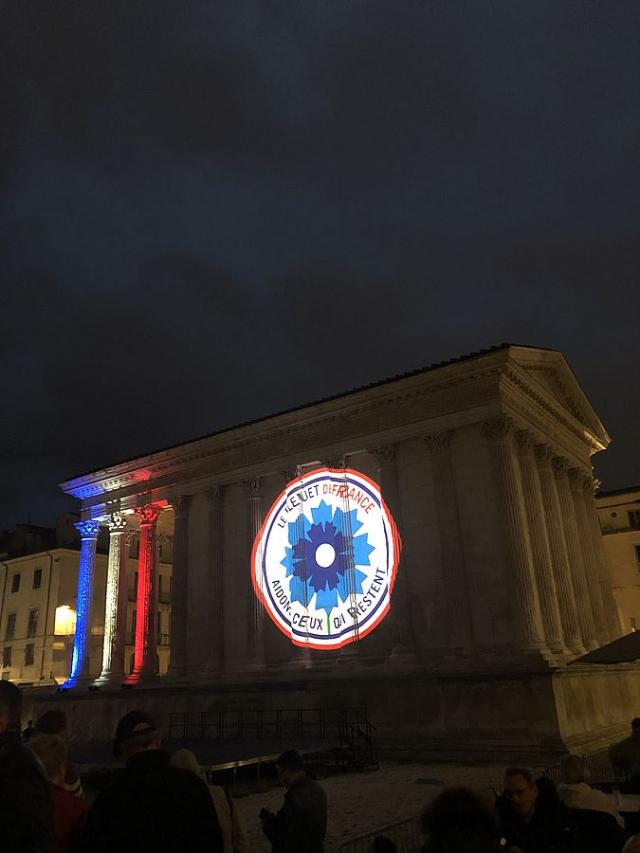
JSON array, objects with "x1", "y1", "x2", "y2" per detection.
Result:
[{"x1": 51, "y1": 784, "x2": 88, "y2": 853}]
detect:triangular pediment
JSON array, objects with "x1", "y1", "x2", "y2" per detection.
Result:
[{"x1": 508, "y1": 346, "x2": 610, "y2": 450}]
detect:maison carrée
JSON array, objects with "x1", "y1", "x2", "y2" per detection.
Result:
[{"x1": 26, "y1": 344, "x2": 638, "y2": 759}]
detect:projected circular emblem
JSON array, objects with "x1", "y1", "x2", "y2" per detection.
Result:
[{"x1": 251, "y1": 467, "x2": 401, "y2": 649}]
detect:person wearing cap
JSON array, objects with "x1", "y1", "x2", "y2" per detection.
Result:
[
  {"x1": 79, "y1": 709, "x2": 223, "y2": 852},
  {"x1": 260, "y1": 749, "x2": 327, "y2": 853},
  {"x1": 0, "y1": 680, "x2": 54, "y2": 853}
]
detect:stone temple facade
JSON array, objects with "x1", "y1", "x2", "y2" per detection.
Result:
[{"x1": 30, "y1": 344, "x2": 640, "y2": 758}]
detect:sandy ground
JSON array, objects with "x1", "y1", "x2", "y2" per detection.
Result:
[{"x1": 235, "y1": 762, "x2": 516, "y2": 851}]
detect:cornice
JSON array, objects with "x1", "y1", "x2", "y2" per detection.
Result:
[
  {"x1": 60, "y1": 346, "x2": 607, "y2": 505},
  {"x1": 61, "y1": 355, "x2": 509, "y2": 500}
]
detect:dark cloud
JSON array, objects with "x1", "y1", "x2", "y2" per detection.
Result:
[{"x1": 1, "y1": 0, "x2": 639, "y2": 525}]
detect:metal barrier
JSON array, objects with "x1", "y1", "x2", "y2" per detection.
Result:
[
  {"x1": 338, "y1": 816, "x2": 422, "y2": 853},
  {"x1": 168, "y1": 706, "x2": 372, "y2": 745}
]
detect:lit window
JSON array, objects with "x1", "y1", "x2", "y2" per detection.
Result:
[
  {"x1": 25, "y1": 643, "x2": 34, "y2": 666},
  {"x1": 54, "y1": 606, "x2": 76, "y2": 636},
  {"x1": 33, "y1": 568, "x2": 42, "y2": 590},
  {"x1": 11, "y1": 574, "x2": 20, "y2": 593}
]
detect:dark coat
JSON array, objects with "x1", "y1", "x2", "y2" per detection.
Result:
[
  {"x1": 497, "y1": 794, "x2": 605, "y2": 853},
  {"x1": 0, "y1": 729, "x2": 54, "y2": 853},
  {"x1": 79, "y1": 748, "x2": 223, "y2": 853},
  {"x1": 262, "y1": 774, "x2": 327, "y2": 853}
]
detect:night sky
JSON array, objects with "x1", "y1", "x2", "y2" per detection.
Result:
[{"x1": 1, "y1": 1, "x2": 639, "y2": 528}]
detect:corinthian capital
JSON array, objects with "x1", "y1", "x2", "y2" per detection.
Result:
[
  {"x1": 107, "y1": 511, "x2": 128, "y2": 534},
  {"x1": 423, "y1": 430, "x2": 452, "y2": 452},
  {"x1": 205, "y1": 485, "x2": 224, "y2": 505},
  {"x1": 552, "y1": 456, "x2": 570, "y2": 476},
  {"x1": 568, "y1": 468, "x2": 591, "y2": 491},
  {"x1": 371, "y1": 444, "x2": 396, "y2": 465},
  {"x1": 75, "y1": 519, "x2": 101, "y2": 539},
  {"x1": 169, "y1": 494, "x2": 192, "y2": 518},
  {"x1": 134, "y1": 503, "x2": 163, "y2": 527},
  {"x1": 515, "y1": 430, "x2": 537, "y2": 453},
  {"x1": 534, "y1": 443, "x2": 554, "y2": 464},
  {"x1": 242, "y1": 478, "x2": 261, "y2": 498},
  {"x1": 481, "y1": 415, "x2": 515, "y2": 442}
]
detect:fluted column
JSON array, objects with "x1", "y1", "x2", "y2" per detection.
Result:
[
  {"x1": 67, "y1": 519, "x2": 101, "y2": 685},
  {"x1": 535, "y1": 446, "x2": 583, "y2": 654},
  {"x1": 516, "y1": 432, "x2": 564, "y2": 653},
  {"x1": 569, "y1": 469, "x2": 609, "y2": 646},
  {"x1": 206, "y1": 486, "x2": 225, "y2": 672},
  {"x1": 424, "y1": 431, "x2": 474, "y2": 652},
  {"x1": 97, "y1": 512, "x2": 129, "y2": 684},
  {"x1": 129, "y1": 503, "x2": 163, "y2": 682},
  {"x1": 373, "y1": 444, "x2": 415, "y2": 655},
  {"x1": 553, "y1": 459, "x2": 598, "y2": 650},
  {"x1": 245, "y1": 479, "x2": 264, "y2": 667},
  {"x1": 585, "y1": 477, "x2": 621, "y2": 641},
  {"x1": 167, "y1": 496, "x2": 191, "y2": 678},
  {"x1": 482, "y1": 416, "x2": 543, "y2": 650}
]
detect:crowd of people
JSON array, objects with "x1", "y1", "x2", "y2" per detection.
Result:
[{"x1": 3, "y1": 678, "x2": 640, "y2": 853}]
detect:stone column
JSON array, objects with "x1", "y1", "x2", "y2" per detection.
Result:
[
  {"x1": 129, "y1": 503, "x2": 163, "y2": 682},
  {"x1": 534, "y1": 446, "x2": 583, "y2": 654},
  {"x1": 553, "y1": 459, "x2": 598, "y2": 650},
  {"x1": 482, "y1": 416, "x2": 543, "y2": 650},
  {"x1": 245, "y1": 479, "x2": 264, "y2": 668},
  {"x1": 167, "y1": 496, "x2": 191, "y2": 679},
  {"x1": 373, "y1": 444, "x2": 415, "y2": 656},
  {"x1": 585, "y1": 477, "x2": 622, "y2": 641},
  {"x1": 67, "y1": 519, "x2": 101, "y2": 685},
  {"x1": 206, "y1": 486, "x2": 225, "y2": 672},
  {"x1": 569, "y1": 469, "x2": 609, "y2": 646},
  {"x1": 96, "y1": 512, "x2": 129, "y2": 684},
  {"x1": 424, "y1": 431, "x2": 474, "y2": 652},
  {"x1": 516, "y1": 432, "x2": 564, "y2": 654}
]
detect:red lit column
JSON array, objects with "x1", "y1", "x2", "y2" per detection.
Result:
[{"x1": 129, "y1": 503, "x2": 163, "y2": 682}]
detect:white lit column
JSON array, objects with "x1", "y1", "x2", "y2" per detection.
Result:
[
  {"x1": 424, "y1": 431, "x2": 474, "y2": 653},
  {"x1": 553, "y1": 458, "x2": 598, "y2": 650},
  {"x1": 96, "y1": 512, "x2": 129, "y2": 685},
  {"x1": 167, "y1": 496, "x2": 191, "y2": 679},
  {"x1": 67, "y1": 519, "x2": 100, "y2": 685},
  {"x1": 482, "y1": 416, "x2": 543, "y2": 650}
]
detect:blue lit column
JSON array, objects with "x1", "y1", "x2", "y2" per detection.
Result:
[{"x1": 67, "y1": 519, "x2": 101, "y2": 686}]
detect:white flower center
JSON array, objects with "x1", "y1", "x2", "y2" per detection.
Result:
[{"x1": 315, "y1": 543, "x2": 336, "y2": 568}]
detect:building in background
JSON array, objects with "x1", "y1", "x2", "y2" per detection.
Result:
[
  {"x1": 597, "y1": 486, "x2": 640, "y2": 634},
  {"x1": 0, "y1": 517, "x2": 172, "y2": 684}
]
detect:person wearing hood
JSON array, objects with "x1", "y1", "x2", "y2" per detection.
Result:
[
  {"x1": 170, "y1": 748, "x2": 248, "y2": 853},
  {"x1": 557, "y1": 755, "x2": 624, "y2": 828}
]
